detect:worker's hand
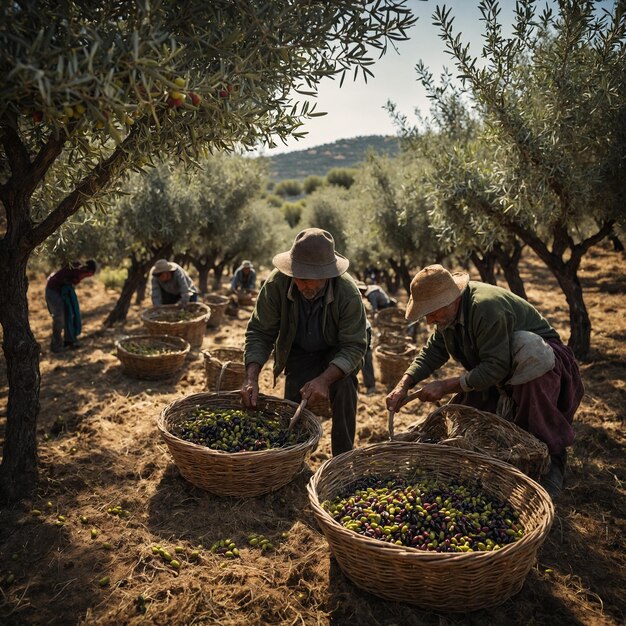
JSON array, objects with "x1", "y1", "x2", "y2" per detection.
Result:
[
  {"x1": 386, "y1": 384, "x2": 408, "y2": 412},
  {"x1": 240, "y1": 378, "x2": 259, "y2": 408},
  {"x1": 241, "y1": 363, "x2": 262, "y2": 408},
  {"x1": 299, "y1": 376, "x2": 330, "y2": 406},
  {"x1": 417, "y1": 380, "x2": 452, "y2": 403},
  {"x1": 386, "y1": 374, "x2": 417, "y2": 412}
]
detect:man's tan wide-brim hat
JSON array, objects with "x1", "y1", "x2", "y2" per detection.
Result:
[
  {"x1": 273, "y1": 228, "x2": 349, "y2": 279},
  {"x1": 406, "y1": 264, "x2": 470, "y2": 321},
  {"x1": 153, "y1": 259, "x2": 176, "y2": 274}
]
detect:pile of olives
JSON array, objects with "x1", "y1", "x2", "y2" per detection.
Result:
[
  {"x1": 210, "y1": 538, "x2": 240, "y2": 558},
  {"x1": 155, "y1": 309, "x2": 196, "y2": 322},
  {"x1": 323, "y1": 475, "x2": 524, "y2": 553},
  {"x1": 175, "y1": 408, "x2": 303, "y2": 452},
  {"x1": 123, "y1": 341, "x2": 177, "y2": 356}
]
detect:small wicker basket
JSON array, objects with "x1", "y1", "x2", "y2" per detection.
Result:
[
  {"x1": 374, "y1": 344, "x2": 415, "y2": 385},
  {"x1": 141, "y1": 302, "x2": 211, "y2": 349},
  {"x1": 308, "y1": 441, "x2": 554, "y2": 611},
  {"x1": 374, "y1": 306, "x2": 407, "y2": 329},
  {"x1": 306, "y1": 396, "x2": 332, "y2": 419},
  {"x1": 158, "y1": 391, "x2": 323, "y2": 496},
  {"x1": 392, "y1": 404, "x2": 551, "y2": 480},
  {"x1": 203, "y1": 347, "x2": 246, "y2": 393},
  {"x1": 236, "y1": 290, "x2": 257, "y2": 306},
  {"x1": 115, "y1": 334, "x2": 190, "y2": 380},
  {"x1": 204, "y1": 294, "x2": 229, "y2": 328}
]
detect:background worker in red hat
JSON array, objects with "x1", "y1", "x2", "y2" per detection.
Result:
[
  {"x1": 241, "y1": 228, "x2": 368, "y2": 456},
  {"x1": 385, "y1": 264, "x2": 584, "y2": 499},
  {"x1": 150, "y1": 258, "x2": 199, "y2": 306}
]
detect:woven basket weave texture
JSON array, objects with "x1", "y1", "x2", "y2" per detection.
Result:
[
  {"x1": 158, "y1": 391, "x2": 323, "y2": 496},
  {"x1": 204, "y1": 294, "x2": 229, "y2": 328},
  {"x1": 392, "y1": 404, "x2": 550, "y2": 479},
  {"x1": 374, "y1": 344, "x2": 415, "y2": 385},
  {"x1": 141, "y1": 302, "x2": 210, "y2": 349},
  {"x1": 307, "y1": 441, "x2": 554, "y2": 611},
  {"x1": 203, "y1": 347, "x2": 246, "y2": 392},
  {"x1": 115, "y1": 334, "x2": 190, "y2": 380}
]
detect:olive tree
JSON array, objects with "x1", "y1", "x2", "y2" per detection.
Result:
[
  {"x1": 361, "y1": 154, "x2": 445, "y2": 293},
  {"x1": 181, "y1": 154, "x2": 269, "y2": 292},
  {"x1": 430, "y1": 0, "x2": 626, "y2": 358},
  {"x1": 104, "y1": 163, "x2": 196, "y2": 324},
  {"x1": 0, "y1": 0, "x2": 417, "y2": 501}
]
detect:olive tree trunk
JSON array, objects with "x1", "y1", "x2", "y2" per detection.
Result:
[
  {"x1": 0, "y1": 252, "x2": 41, "y2": 501},
  {"x1": 492, "y1": 241, "x2": 527, "y2": 300},
  {"x1": 105, "y1": 247, "x2": 171, "y2": 326},
  {"x1": 470, "y1": 250, "x2": 497, "y2": 285}
]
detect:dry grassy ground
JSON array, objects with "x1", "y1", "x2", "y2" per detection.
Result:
[{"x1": 0, "y1": 242, "x2": 624, "y2": 625}]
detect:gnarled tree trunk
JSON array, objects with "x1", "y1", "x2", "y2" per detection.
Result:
[{"x1": 0, "y1": 251, "x2": 40, "y2": 501}]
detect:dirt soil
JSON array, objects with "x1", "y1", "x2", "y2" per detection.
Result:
[{"x1": 1, "y1": 243, "x2": 624, "y2": 626}]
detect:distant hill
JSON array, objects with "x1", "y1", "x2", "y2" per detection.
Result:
[{"x1": 259, "y1": 135, "x2": 401, "y2": 182}]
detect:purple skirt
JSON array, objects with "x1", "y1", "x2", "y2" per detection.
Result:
[{"x1": 452, "y1": 340, "x2": 584, "y2": 455}]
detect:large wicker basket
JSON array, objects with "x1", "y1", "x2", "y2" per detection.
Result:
[
  {"x1": 308, "y1": 442, "x2": 554, "y2": 611},
  {"x1": 374, "y1": 344, "x2": 415, "y2": 385},
  {"x1": 202, "y1": 347, "x2": 246, "y2": 393},
  {"x1": 141, "y1": 302, "x2": 210, "y2": 349},
  {"x1": 392, "y1": 404, "x2": 551, "y2": 480},
  {"x1": 158, "y1": 391, "x2": 323, "y2": 496},
  {"x1": 115, "y1": 334, "x2": 190, "y2": 380},
  {"x1": 204, "y1": 294, "x2": 229, "y2": 328}
]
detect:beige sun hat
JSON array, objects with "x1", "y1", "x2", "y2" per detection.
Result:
[
  {"x1": 152, "y1": 259, "x2": 176, "y2": 275},
  {"x1": 406, "y1": 264, "x2": 470, "y2": 321},
  {"x1": 272, "y1": 228, "x2": 349, "y2": 279}
]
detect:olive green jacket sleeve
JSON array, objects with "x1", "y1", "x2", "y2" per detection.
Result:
[
  {"x1": 405, "y1": 282, "x2": 560, "y2": 390},
  {"x1": 244, "y1": 270, "x2": 367, "y2": 380},
  {"x1": 405, "y1": 331, "x2": 450, "y2": 385}
]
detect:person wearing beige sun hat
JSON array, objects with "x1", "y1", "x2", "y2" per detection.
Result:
[
  {"x1": 241, "y1": 228, "x2": 368, "y2": 456},
  {"x1": 386, "y1": 263, "x2": 584, "y2": 500},
  {"x1": 150, "y1": 258, "x2": 199, "y2": 306}
]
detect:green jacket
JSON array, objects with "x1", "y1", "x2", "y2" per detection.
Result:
[
  {"x1": 244, "y1": 269, "x2": 368, "y2": 381},
  {"x1": 406, "y1": 281, "x2": 560, "y2": 390}
]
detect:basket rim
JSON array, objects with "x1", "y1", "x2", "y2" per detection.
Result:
[
  {"x1": 157, "y1": 390, "x2": 323, "y2": 457},
  {"x1": 116, "y1": 334, "x2": 191, "y2": 358},
  {"x1": 307, "y1": 440, "x2": 554, "y2": 561},
  {"x1": 141, "y1": 302, "x2": 211, "y2": 324}
]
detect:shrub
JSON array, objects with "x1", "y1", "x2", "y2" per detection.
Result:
[{"x1": 99, "y1": 267, "x2": 127, "y2": 291}]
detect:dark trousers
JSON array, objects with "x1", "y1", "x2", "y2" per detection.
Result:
[
  {"x1": 160, "y1": 288, "x2": 198, "y2": 305},
  {"x1": 284, "y1": 350, "x2": 358, "y2": 456},
  {"x1": 45, "y1": 286, "x2": 65, "y2": 351}
]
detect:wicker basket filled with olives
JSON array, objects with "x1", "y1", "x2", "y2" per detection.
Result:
[
  {"x1": 115, "y1": 334, "x2": 190, "y2": 380},
  {"x1": 158, "y1": 391, "x2": 323, "y2": 496},
  {"x1": 308, "y1": 441, "x2": 554, "y2": 611}
]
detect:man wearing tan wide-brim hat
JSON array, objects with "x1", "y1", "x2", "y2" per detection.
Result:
[
  {"x1": 386, "y1": 264, "x2": 584, "y2": 500},
  {"x1": 241, "y1": 228, "x2": 368, "y2": 456}
]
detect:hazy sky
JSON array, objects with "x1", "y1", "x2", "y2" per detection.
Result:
[
  {"x1": 259, "y1": 0, "x2": 611, "y2": 155},
  {"x1": 259, "y1": 0, "x2": 517, "y2": 155}
]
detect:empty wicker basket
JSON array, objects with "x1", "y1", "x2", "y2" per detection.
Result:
[
  {"x1": 158, "y1": 391, "x2": 323, "y2": 496},
  {"x1": 203, "y1": 347, "x2": 246, "y2": 393},
  {"x1": 308, "y1": 441, "x2": 554, "y2": 611},
  {"x1": 374, "y1": 344, "x2": 416, "y2": 385},
  {"x1": 115, "y1": 334, "x2": 190, "y2": 380},
  {"x1": 141, "y1": 302, "x2": 211, "y2": 349},
  {"x1": 392, "y1": 404, "x2": 551, "y2": 480},
  {"x1": 204, "y1": 294, "x2": 229, "y2": 328}
]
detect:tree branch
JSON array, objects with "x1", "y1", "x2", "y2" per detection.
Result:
[
  {"x1": 0, "y1": 111, "x2": 30, "y2": 181},
  {"x1": 26, "y1": 127, "x2": 140, "y2": 250}
]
